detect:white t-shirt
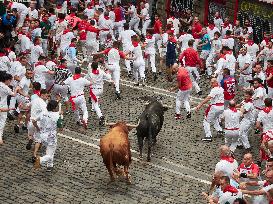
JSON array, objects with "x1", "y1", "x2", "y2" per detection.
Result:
[
  {"x1": 0, "y1": 56, "x2": 11, "y2": 72},
  {"x1": 141, "y1": 8, "x2": 149, "y2": 21},
  {"x1": 28, "y1": 8, "x2": 38, "y2": 19},
  {"x1": 64, "y1": 77, "x2": 91, "y2": 96},
  {"x1": 207, "y1": 26, "x2": 220, "y2": 40},
  {"x1": 33, "y1": 65, "x2": 49, "y2": 89},
  {"x1": 129, "y1": 5, "x2": 138, "y2": 19},
  {"x1": 178, "y1": 34, "x2": 194, "y2": 51},
  {"x1": 211, "y1": 39, "x2": 222, "y2": 54},
  {"x1": 167, "y1": 17, "x2": 180, "y2": 35},
  {"x1": 20, "y1": 35, "x2": 31, "y2": 53},
  {"x1": 0, "y1": 82, "x2": 13, "y2": 109},
  {"x1": 119, "y1": 30, "x2": 136, "y2": 50},
  {"x1": 253, "y1": 87, "x2": 267, "y2": 109},
  {"x1": 145, "y1": 36, "x2": 156, "y2": 54},
  {"x1": 18, "y1": 76, "x2": 31, "y2": 95},
  {"x1": 11, "y1": 2, "x2": 28, "y2": 14},
  {"x1": 30, "y1": 97, "x2": 47, "y2": 120},
  {"x1": 245, "y1": 43, "x2": 259, "y2": 60},
  {"x1": 214, "y1": 18, "x2": 223, "y2": 30},
  {"x1": 85, "y1": 68, "x2": 111, "y2": 90},
  {"x1": 10, "y1": 61, "x2": 26, "y2": 87},
  {"x1": 218, "y1": 190, "x2": 243, "y2": 204},
  {"x1": 241, "y1": 100, "x2": 255, "y2": 122},
  {"x1": 222, "y1": 109, "x2": 241, "y2": 130},
  {"x1": 237, "y1": 54, "x2": 251, "y2": 74},
  {"x1": 257, "y1": 110, "x2": 273, "y2": 133},
  {"x1": 222, "y1": 38, "x2": 234, "y2": 50},
  {"x1": 30, "y1": 44, "x2": 43, "y2": 64},
  {"x1": 215, "y1": 159, "x2": 238, "y2": 178},
  {"x1": 60, "y1": 32, "x2": 75, "y2": 52},
  {"x1": 84, "y1": 8, "x2": 95, "y2": 19},
  {"x1": 209, "y1": 86, "x2": 224, "y2": 104}
]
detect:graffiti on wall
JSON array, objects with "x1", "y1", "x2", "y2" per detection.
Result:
[
  {"x1": 170, "y1": 0, "x2": 193, "y2": 17},
  {"x1": 208, "y1": 2, "x2": 227, "y2": 24},
  {"x1": 238, "y1": 0, "x2": 272, "y2": 43}
]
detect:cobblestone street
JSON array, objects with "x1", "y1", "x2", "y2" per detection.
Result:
[{"x1": 0, "y1": 66, "x2": 262, "y2": 203}]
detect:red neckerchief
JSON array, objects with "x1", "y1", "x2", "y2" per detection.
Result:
[
  {"x1": 58, "y1": 64, "x2": 66, "y2": 69},
  {"x1": 244, "y1": 99, "x2": 253, "y2": 103},
  {"x1": 208, "y1": 24, "x2": 215, "y2": 30},
  {"x1": 58, "y1": 18, "x2": 64, "y2": 23},
  {"x1": 229, "y1": 107, "x2": 237, "y2": 112},
  {"x1": 168, "y1": 36, "x2": 177, "y2": 43},
  {"x1": 4, "y1": 48, "x2": 11, "y2": 53},
  {"x1": 56, "y1": 5, "x2": 62, "y2": 9},
  {"x1": 226, "y1": 51, "x2": 233, "y2": 55},
  {"x1": 42, "y1": 18, "x2": 48, "y2": 23},
  {"x1": 263, "y1": 106, "x2": 272, "y2": 114},
  {"x1": 166, "y1": 29, "x2": 174, "y2": 35},
  {"x1": 92, "y1": 69, "x2": 99, "y2": 75},
  {"x1": 35, "y1": 61, "x2": 44, "y2": 66},
  {"x1": 264, "y1": 181, "x2": 270, "y2": 187},
  {"x1": 215, "y1": 16, "x2": 221, "y2": 19},
  {"x1": 224, "y1": 35, "x2": 232, "y2": 39},
  {"x1": 223, "y1": 185, "x2": 239, "y2": 193},
  {"x1": 221, "y1": 156, "x2": 234, "y2": 163},
  {"x1": 132, "y1": 41, "x2": 139, "y2": 47},
  {"x1": 220, "y1": 54, "x2": 226, "y2": 60},
  {"x1": 254, "y1": 84, "x2": 263, "y2": 90},
  {"x1": 146, "y1": 35, "x2": 152, "y2": 39},
  {"x1": 63, "y1": 29, "x2": 70, "y2": 35},
  {"x1": 264, "y1": 37, "x2": 270, "y2": 45},
  {"x1": 223, "y1": 22, "x2": 230, "y2": 28},
  {"x1": 247, "y1": 40, "x2": 254, "y2": 46},
  {"x1": 104, "y1": 16, "x2": 109, "y2": 20},
  {"x1": 87, "y1": 5, "x2": 92, "y2": 9},
  {"x1": 0, "y1": 53, "x2": 5, "y2": 57},
  {"x1": 69, "y1": 43, "x2": 76, "y2": 47},
  {"x1": 70, "y1": 13, "x2": 76, "y2": 17},
  {"x1": 73, "y1": 74, "x2": 81, "y2": 80},
  {"x1": 170, "y1": 16, "x2": 175, "y2": 20},
  {"x1": 33, "y1": 90, "x2": 40, "y2": 96}
]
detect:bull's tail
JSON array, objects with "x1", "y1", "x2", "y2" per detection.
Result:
[{"x1": 109, "y1": 143, "x2": 114, "y2": 176}]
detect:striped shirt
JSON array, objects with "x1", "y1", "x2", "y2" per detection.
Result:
[{"x1": 54, "y1": 67, "x2": 72, "y2": 85}]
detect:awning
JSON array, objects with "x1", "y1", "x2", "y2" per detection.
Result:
[{"x1": 258, "y1": 0, "x2": 273, "y2": 4}]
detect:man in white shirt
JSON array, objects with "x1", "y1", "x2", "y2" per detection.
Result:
[
  {"x1": 30, "y1": 37, "x2": 44, "y2": 65},
  {"x1": 64, "y1": 67, "x2": 91, "y2": 129},
  {"x1": 8, "y1": 2, "x2": 28, "y2": 28},
  {"x1": 0, "y1": 49, "x2": 11, "y2": 72},
  {"x1": 178, "y1": 29, "x2": 194, "y2": 52},
  {"x1": 60, "y1": 28, "x2": 75, "y2": 57},
  {"x1": 28, "y1": 2, "x2": 38, "y2": 20},
  {"x1": 252, "y1": 78, "x2": 267, "y2": 120},
  {"x1": 237, "y1": 48, "x2": 252, "y2": 89},
  {"x1": 221, "y1": 100, "x2": 241, "y2": 152},
  {"x1": 118, "y1": 23, "x2": 136, "y2": 76},
  {"x1": 139, "y1": 2, "x2": 150, "y2": 36},
  {"x1": 127, "y1": 3, "x2": 141, "y2": 35},
  {"x1": 245, "y1": 38, "x2": 259, "y2": 64},
  {"x1": 239, "y1": 90, "x2": 255, "y2": 151},
  {"x1": 98, "y1": 11, "x2": 114, "y2": 45},
  {"x1": 195, "y1": 78, "x2": 224, "y2": 142},
  {"x1": 85, "y1": 62, "x2": 111, "y2": 125},
  {"x1": 257, "y1": 98, "x2": 273, "y2": 134},
  {"x1": 33, "y1": 56, "x2": 54, "y2": 89}
]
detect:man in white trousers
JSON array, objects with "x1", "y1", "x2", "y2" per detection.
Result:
[
  {"x1": 195, "y1": 78, "x2": 224, "y2": 142},
  {"x1": 169, "y1": 65, "x2": 192, "y2": 119},
  {"x1": 139, "y1": 2, "x2": 150, "y2": 37},
  {"x1": 220, "y1": 100, "x2": 241, "y2": 152},
  {"x1": 64, "y1": 67, "x2": 91, "y2": 129},
  {"x1": 126, "y1": 2, "x2": 141, "y2": 35},
  {"x1": 94, "y1": 41, "x2": 129, "y2": 99},
  {"x1": 85, "y1": 62, "x2": 112, "y2": 126}
]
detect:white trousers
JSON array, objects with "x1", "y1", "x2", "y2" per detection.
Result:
[
  {"x1": 52, "y1": 84, "x2": 69, "y2": 102},
  {"x1": 142, "y1": 20, "x2": 151, "y2": 36},
  {"x1": 40, "y1": 144, "x2": 57, "y2": 167},
  {"x1": 176, "y1": 89, "x2": 191, "y2": 114},
  {"x1": 185, "y1": 66, "x2": 200, "y2": 93},
  {"x1": 225, "y1": 129, "x2": 239, "y2": 152},
  {"x1": 0, "y1": 112, "x2": 7, "y2": 141},
  {"x1": 91, "y1": 88, "x2": 103, "y2": 118},
  {"x1": 41, "y1": 39, "x2": 48, "y2": 56},
  {"x1": 203, "y1": 106, "x2": 224, "y2": 138},
  {"x1": 206, "y1": 53, "x2": 217, "y2": 76},
  {"x1": 123, "y1": 45, "x2": 132, "y2": 73},
  {"x1": 114, "y1": 21, "x2": 124, "y2": 38},
  {"x1": 239, "y1": 118, "x2": 253, "y2": 149},
  {"x1": 153, "y1": 34, "x2": 162, "y2": 52},
  {"x1": 239, "y1": 74, "x2": 252, "y2": 88},
  {"x1": 129, "y1": 18, "x2": 141, "y2": 35},
  {"x1": 108, "y1": 64, "x2": 120, "y2": 93},
  {"x1": 133, "y1": 60, "x2": 145, "y2": 82},
  {"x1": 73, "y1": 95, "x2": 88, "y2": 123},
  {"x1": 145, "y1": 53, "x2": 156, "y2": 73},
  {"x1": 268, "y1": 87, "x2": 273, "y2": 99}
]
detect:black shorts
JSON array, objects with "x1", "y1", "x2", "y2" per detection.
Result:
[{"x1": 166, "y1": 58, "x2": 176, "y2": 67}]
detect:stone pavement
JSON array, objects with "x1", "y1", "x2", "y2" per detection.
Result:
[{"x1": 0, "y1": 63, "x2": 261, "y2": 203}]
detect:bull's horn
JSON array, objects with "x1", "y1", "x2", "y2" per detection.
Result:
[
  {"x1": 104, "y1": 118, "x2": 116, "y2": 126},
  {"x1": 126, "y1": 119, "x2": 140, "y2": 128},
  {"x1": 162, "y1": 104, "x2": 173, "y2": 109}
]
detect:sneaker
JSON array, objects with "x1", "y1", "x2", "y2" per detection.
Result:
[
  {"x1": 202, "y1": 137, "x2": 212, "y2": 142},
  {"x1": 46, "y1": 166, "x2": 53, "y2": 172},
  {"x1": 99, "y1": 116, "x2": 105, "y2": 126},
  {"x1": 153, "y1": 73, "x2": 158, "y2": 81},
  {"x1": 14, "y1": 125, "x2": 20, "y2": 133},
  {"x1": 34, "y1": 156, "x2": 41, "y2": 169},
  {"x1": 115, "y1": 92, "x2": 121, "y2": 100},
  {"x1": 26, "y1": 139, "x2": 33, "y2": 150},
  {"x1": 7, "y1": 113, "x2": 15, "y2": 120},
  {"x1": 175, "y1": 114, "x2": 181, "y2": 120},
  {"x1": 186, "y1": 112, "x2": 191, "y2": 118}
]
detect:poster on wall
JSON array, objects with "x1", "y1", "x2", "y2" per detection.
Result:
[
  {"x1": 170, "y1": 0, "x2": 193, "y2": 17},
  {"x1": 237, "y1": 0, "x2": 272, "y2": 43}
]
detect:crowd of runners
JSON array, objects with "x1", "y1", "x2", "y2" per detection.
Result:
[{"x1": 0, "y1": 0, "x2": 273, "y2": 203}]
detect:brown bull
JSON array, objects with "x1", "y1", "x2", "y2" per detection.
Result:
[{"x1": 100, "y1": 121, "x2": 139, "y2": 183}]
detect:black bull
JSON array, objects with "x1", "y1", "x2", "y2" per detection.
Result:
[{"x1": 136, "y1": 100, "x2": 169, "y2": 161}]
